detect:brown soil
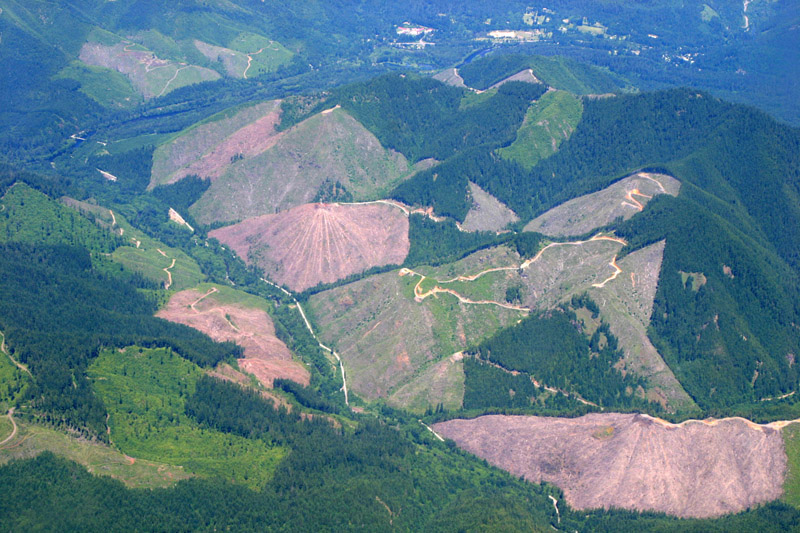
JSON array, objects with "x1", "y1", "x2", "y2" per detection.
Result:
[
  {"x1": 169, "y1": 107, "x2": 284, "y2": 183},
  {"x1": 461, "y1": 182, "x2": 519, "y2": 232},
  {"x1": 434, "y1": 413, "x2": 787, "y2": 518},
  {"x1": 210, "y1": 203, "x2": 410, "y2": 292},
  {"x1": 157, "y1": 289, "x2": 309, "y2": 386}
]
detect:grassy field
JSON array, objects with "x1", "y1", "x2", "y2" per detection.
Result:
[
  {"x1": 56, "y1": 61, "x2": 143, "y2": 109},
  {"x1": 0, "y1": 184, "x2": 119, "y2": 254},
  {"x1": 228, "y1": 33, "x2": 294, "y2": 76},
  {"x1": 88, "y1": 346, "x2": 286, "y2": 490},
  {"x1": 783, "y1": 423, "x2": 800, "y2": 508},
  {"x1": 498, "y1": 90, "x2": 583, "y2": 170},
  {"x1": 108, "y1": 210, "x2": 203, "y2": 290},
  {"x1": 0, "y1": 421, "x2": 191, "y2": 489}
]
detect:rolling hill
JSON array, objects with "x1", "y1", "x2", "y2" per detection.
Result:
[
  {"x1": 0, "y1": 2, "x2": 799, "y2": 529},
  {"x1": 209, "y1": 202, "x2": 410, "y2": 292},
  {"x1": 152, "y1": 101, "x2": 421, "y2": 223}
]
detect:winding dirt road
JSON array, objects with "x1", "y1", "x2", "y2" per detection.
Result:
[
  {"x1": 639, "y1": 413, "x2": 800, "y2": 432},
  {"x1": 242, "y1": 48, "x2": 264, "y2": 79},
  {"x1": 621, "y1": 189, "x2": 652, "y2": 211},
  {"x1": 398, "y1": 233, "x2": 628, "y2": 312},
  {"x1": 156, "y1": 249, "x2": 177, "y2": 290},
  {"x1": 190, "y1": 287, "x2": 218, "y2": 312},
  {"x1": 0, "y1": 409, "x2": 18, "y2": 447},
  {"x1": 400, "y1": 268, "x2": 530, "y2": 312},
  {"x1": 0, "y1": 333, "x2": 30, "y2": 376}
]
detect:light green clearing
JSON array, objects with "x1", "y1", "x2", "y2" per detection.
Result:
[
  {"x1": 0, "y1": 416, "x2": 12, "y2": 442},
  {"x1": 680, "y1": 271, "x2": 707, "y2": 292},
  {"x1": 701, "y1": 4, "x2": 720, "y2": 22},
  {"x1": 577, "y1": 25, "x2": 605, "y2": 35},
  {"x1": 107, "y1": 209, "x2": 203, "y2": 290},
  {"x1": 498, "y1": 90, "x2": 583, "y2": 170},
  {"x1": 783, "y1": 424, "x2": 800, "y2": 508},
  {"x1": 459, "y1": 88, "x2": 497, "y2": 110},
  {"x1": 189, "y1": 282, "x2": 272, "y2": 312},
  {"x1": 0, "y1": 421, "x2": 191, "y2": 489},
  {"x1": 87, "y1": 27, "x2": 124, "y2": 47},
  {"x1": 228, "y1": 32, "x2": 294, "y2": 76},
  {"x1": 88, "y1": 346, "x2": 286, "y2": 490},
  {"x1": 55, "y1": 61, "x2": 143, "y2": 109}
]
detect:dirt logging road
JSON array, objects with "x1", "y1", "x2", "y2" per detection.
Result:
[
  {"x1": 0, "y1": 408, "x2": 18, "y2": 447},
  {"x1": 398, "y1": 232, "x2": 629, "y2": 313}
]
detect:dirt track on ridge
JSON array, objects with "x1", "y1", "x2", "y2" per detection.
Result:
[{"x1": 397, "y1": 233, "x2": 628, "y2": 312}]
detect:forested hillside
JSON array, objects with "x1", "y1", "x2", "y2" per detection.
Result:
[{"x1": 0, "y1": 1, "x2": 799, "y2": 530}]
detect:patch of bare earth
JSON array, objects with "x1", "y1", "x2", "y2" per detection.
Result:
[
  {"x1": 432, "y1": 68, "x2": 467, "y2": 88},
  {"x1": 588, "y1": 241, "x2": 695, "y2": 410},
  {"x1": 460, "y1": 182, "x2": 519, "y2": 232},
  {"x1": 157, "y1": 289, "x2": 309, "y2": 387},
  {"x1": 489, "y1": 68, "x2": 542, "y2": 89},
  {"x1": 525, "y1": 172, "x2": 681, "y2": 236},
  {"x1": 190, "y1": 108, "x2": 416, "y2": 223},
  {"x1": 210, "y1": 203, "x2": 410, "y2": 292},
  {"x1": 150, "y1": 100, "x2": 283, "y2": 187},
  {"x1": 434, "y1": 413, "x2": 786, "y2": 518}
]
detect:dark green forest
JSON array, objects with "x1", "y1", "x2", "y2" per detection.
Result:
[
  {"x1": 0, "y1": 243, "x2": 239, "y2": 437},
  {"x1": 337, "y1": 74, "x2": 547, "y2": 162},
  {"x1": 470, "y1": 309, "x2": 650, "y2": 409}
]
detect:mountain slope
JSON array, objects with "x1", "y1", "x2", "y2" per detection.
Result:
[{"x1": 209, "y1": 202, "x2": 410, "y2": 292}]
